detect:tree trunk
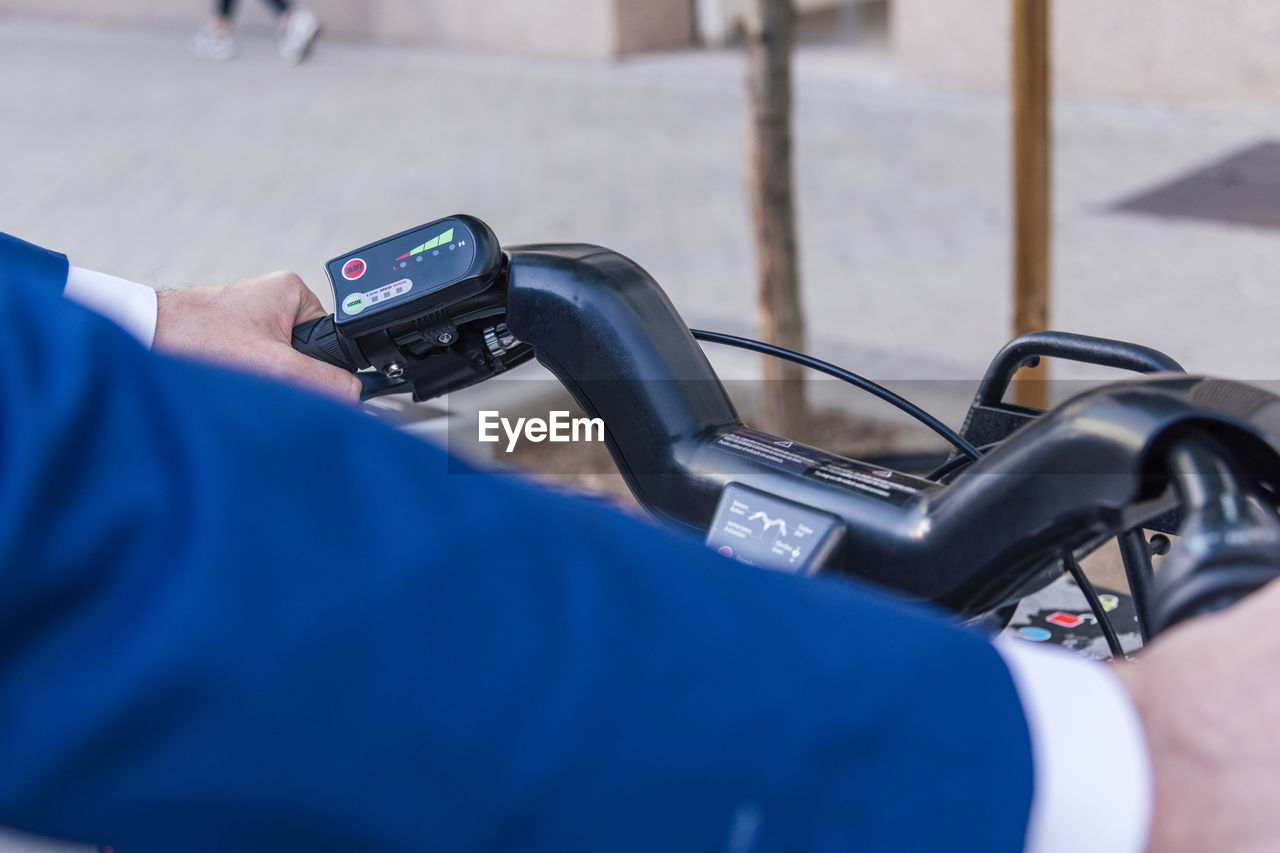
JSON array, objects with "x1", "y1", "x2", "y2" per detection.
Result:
[
  {"x1": 746, "y1": 0, "x2": 808, "y2": 437},
  {"x1": 1011, "y1": 0, "x2": 1052, "y2": 408}
]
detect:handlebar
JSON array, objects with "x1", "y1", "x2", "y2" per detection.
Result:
[
  {"x1": 293, "y1": 232, "x2": 1280, "y2": 632},
  {"x1": 1149, "y1": 432, "x2": 1280, "y2": 632},
  {"x1": 291, "y1": 315, "x2": 362, "y2": 371},
  {"x1": 972, "y1": 330, "x2": 1185, "y2": 411},
  {"x1": 291, "y1": 315, "x2": 415, "y2": 398}
]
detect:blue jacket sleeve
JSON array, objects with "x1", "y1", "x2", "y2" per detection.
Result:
[
  {"x1": 0, "y1": 232, "x2": 69, "y2": 293},
  {"x1": 0, "y1": 234, "x2": 1035, "y2": 853}
]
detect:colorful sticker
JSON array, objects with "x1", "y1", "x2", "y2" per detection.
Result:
[
  {"x1": 1046, "y1": 611, "x2": 1085, "y2": 628},
  {"x1": 343, "y1": 279, "x2": 413, "y2": 316}
]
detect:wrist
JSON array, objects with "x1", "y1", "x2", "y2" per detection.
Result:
[
  {"x1": 1109, "y1": 618, "x2": 1252, "y2": 853},
  {"x1": 1110, "y1": 662, "x2": 1165, "y2": 851},
  {"x1": 153, "y1": 285, "x2": 223, "y2": 355}
]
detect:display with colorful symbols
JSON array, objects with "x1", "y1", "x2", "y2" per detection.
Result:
[{"x1": 324, "y1": 215, "x2": 498, "y2": 336}]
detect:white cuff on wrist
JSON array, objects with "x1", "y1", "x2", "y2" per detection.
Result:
[
  {"x1": 63, "y1": 266, "x2": 158, "y2": 349},
  {"x1": 994, "y1": 637, "x2": 1151, "y2": 853}
]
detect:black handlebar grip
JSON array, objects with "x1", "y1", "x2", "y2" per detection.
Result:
[{"x1": 291, "y1": 315, "x2": 360, "y2": 372}]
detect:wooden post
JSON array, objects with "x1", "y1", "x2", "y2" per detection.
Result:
[
  {"x1": 1011, "y1": 0, "x2": 1051, "y2": 408},
  {"x1": 747, "y1": 0, "x2": 808, "y2": 436}
]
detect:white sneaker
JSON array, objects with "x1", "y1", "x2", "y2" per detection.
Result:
[
  {"x1": 191, "y1": 25, "x2": 237, "y2": 61},
  {"x1": 279, "y1": 7, "x2": 320, "y2": 65}
]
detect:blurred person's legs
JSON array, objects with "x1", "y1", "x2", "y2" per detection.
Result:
[
  {"x1": 192, "y1": 0, "x2": 320, "y2": 64},
  {"x1": 278, "y1": 5, "x2": 320, "y2": 65},
  {"x1": 191, "y1": 0, "x2": 239, "y2": 62}
]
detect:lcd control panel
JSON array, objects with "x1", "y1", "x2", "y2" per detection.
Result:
[
  {"x1": 705, "y1": 483, "x2": 844, "y2": 575},
  {"x1": 326, "y1": 216, "x2": 486, "y2": 333}
]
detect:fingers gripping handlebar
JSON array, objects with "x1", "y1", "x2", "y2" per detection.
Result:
[
  {"x1": 290, "y1": 315, "x2": 408, "y2": 399},
  {"x1": 292, "y1": 315, "x2": 363, "y2": 371},
  {"x1": 291, "y1": 315, "x2": 412, "y2": 399}
]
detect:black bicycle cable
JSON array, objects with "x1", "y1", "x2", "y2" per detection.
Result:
[
  {"x1": 1062, "y1": 548, "x2": 1126, "y2": 659},
  {"x1": 689, "y1": 329, "x2": 1137, "y2": 650},
  {"x1": 925, "y1": 444, "x2": 1001, "y2": 482},
  {"x1": 689, "y1": 329, "x2": 983, "y2": 462}
]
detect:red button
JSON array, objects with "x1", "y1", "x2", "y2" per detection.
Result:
[
  {"x1": 342, "y1": 258, "x2": 367, "y2": 281},
  {"x1": 1046, "y1": 611, "x2": 1084, "y2": 628}
]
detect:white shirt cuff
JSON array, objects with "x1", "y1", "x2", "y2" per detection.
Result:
[
  {"x1": 63, "y1": 266, "x2": 158, "y2": 349},
  {"x1": 994, "y1": 637, "x2": 1152, "y2": 853}
]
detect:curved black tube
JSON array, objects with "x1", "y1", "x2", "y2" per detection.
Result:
[
  {"x1": 974, "y1": 330, "x2": 1185, "y2": 410},
  {"x1": 503, "y1": 244, "x2": 1280, "y2": 614}
]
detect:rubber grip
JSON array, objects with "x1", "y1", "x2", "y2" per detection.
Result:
[{"x1": 291, "y1": 315, "x2": 357, "y2": 371}]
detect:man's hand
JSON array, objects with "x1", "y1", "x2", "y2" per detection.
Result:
[
  {"x1": 153, "y1": 272, "x2": 361, "y2": 403},
  {"x1": 1113, "y1": 580, "x2": 1280, "y2": 852}
]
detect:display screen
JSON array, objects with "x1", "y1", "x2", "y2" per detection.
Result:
[
  {"x1": 704, "y1": 483, "x2": 843, "y2": 575},
  {"x1": 329, "y1": 218, "x2": 477, "y2": 321}
]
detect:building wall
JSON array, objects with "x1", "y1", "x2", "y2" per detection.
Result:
[
  {"x1": 696, "y1": 0, "x2": 865, "y2": 44},
  {"x1": 892, "y1": 0, "x2": 1280, "y2": 109},
  {"x1": 615, "y1": 0, "x2": 699, "y2": 55},
  {"x1": 0, "y1": 0, "x2": 695, "y2": 57}
]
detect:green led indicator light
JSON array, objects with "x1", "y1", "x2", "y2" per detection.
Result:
[
  {"x1": 394, "y1": 227, "x2": 457, "y2": 262},
  {"x1": 409, "y1": 228, "x2": 454, "y2": 257}
]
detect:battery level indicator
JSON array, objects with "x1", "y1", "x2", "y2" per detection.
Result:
[{"x1": 395, "y1": 227, "x2": 454, "y2": 261}]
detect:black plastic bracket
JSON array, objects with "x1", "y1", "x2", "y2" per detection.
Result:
[{"x1": 959, "y1": 331, "x2": 1185, "y2": 448}]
